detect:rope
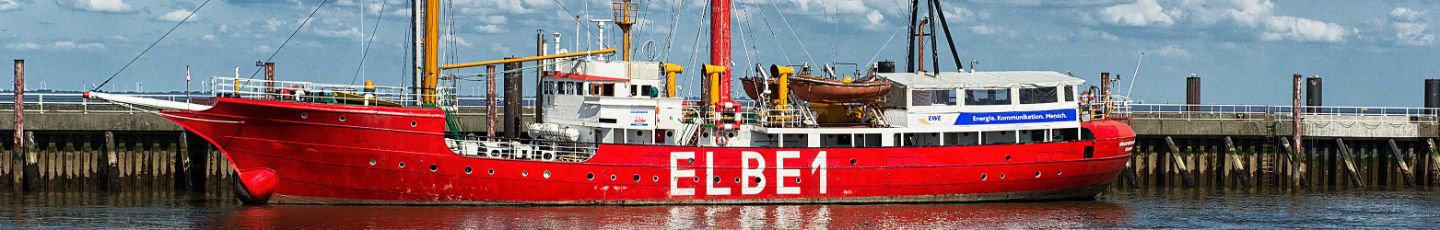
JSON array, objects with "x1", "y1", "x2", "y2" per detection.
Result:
[
  {"x1": 757, "y1": 7, "x2": 792, "y2": 64},
  {"x1": 251, "y1": 0, "x2": 331, "y2": 79},
  {"x1": 351, "y1": 0, "x2": 388, "y2": 85},
  {"x1": 112, "y1": 101, "x2": 243, "y2": 124},
  {"x1": 865, "y1": 26, "x2": 905, "y2": 69},
  {"x1": 94, "y1": 0, "x2": 213, "y2": 91},
  {"x1": 767, "y1": 0, "x2": 817, "y2": 64}
]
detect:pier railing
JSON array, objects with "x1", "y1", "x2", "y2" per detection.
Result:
[
  {"x1": 0, "y1": 93, "x2": 537, "y2": 114},
  {"x1": 1113, "y1": 104, "x2": 1440, "y2": 122}
]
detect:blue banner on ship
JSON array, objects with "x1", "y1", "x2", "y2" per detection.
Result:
[{"x1": 952, "y1": 109, "x2": 1077, "y2": 125}]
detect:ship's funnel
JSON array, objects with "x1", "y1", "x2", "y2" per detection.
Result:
[{"x1": 84, "y1": 91, "x2": 212, "y2": 111}]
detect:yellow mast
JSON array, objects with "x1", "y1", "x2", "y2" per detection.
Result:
[
  {"x1": 613, "y1": 0, "x2": 637, "y2": 79},
  {"x1": 421, "y1": 0, "x2": 440, "y2": 105}
]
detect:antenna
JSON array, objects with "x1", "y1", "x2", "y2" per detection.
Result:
[{"x1": 1126, "y1": 51, "x2": 1145, "y2": 99}]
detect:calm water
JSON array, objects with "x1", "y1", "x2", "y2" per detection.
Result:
[{"x1": 0, "y1": 189, "x2": 1437, "y2": 229}]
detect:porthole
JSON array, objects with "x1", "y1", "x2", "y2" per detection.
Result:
[
  {"x1": 544, "y1": 170, "x2": 552, "y2": 179},
  {"x1": 429, "y1": 164, "x2": 438, "y2": 172},
  {"x1": 368, "y1": 159, "x2": 376, "y2": 166},
  {"x1": 1057, "y1": 170, "x2": 1063, "y2": 176},
  {"x1": 712, "y1": 176, "x2": 720, "y2": 183},
  {"x1": 702, "y1": 132, "x2": 711, "y2": 138},
  {"x1": 754, "y1": 177, "x2": 763, "y2": 184},
  {"x1": 1004, "y1": 155, "x2": 1011, "y2": 162},
  {"x1": 587, "y1": 172, "x2": 595, "y2": 181},
  {"x1": 666, "y1": 131, "x2": 674, "y2": 137},
  {"x1": 464, "y1": 166, "x2": 473, "y2": 174},
  {"x1": 635, "y1": 131, "x2": 643, "y2": 137},
  {"x1": 398, "y1": 162, "x2": 406, "y2": 168},
  {"x1": 692, "y1": 177, "x2": 699, "y2": 182},
  {"x1": 634, "y1": 174, "x2": 642, "y2": 182},
  {"x1": 849, "y1": 158, "x2": 857, "y2": 165},
  {"x1": 981, "y1": 173, "x2": 988, "y2": 181},
  {"x1": 1034, "y1": 171, "x2": 1042, "y2": 178},
  {"x1": 734, "y1": 177, "x2": 740, "y2": 183},
  {"x1": 1000, "y1": 173, "x2": 1007, "y2": 179},
  {"x1": 728, "y1": 132, "x2": 736, "y2": 138},
  {"x1": 795, "y1": 178, "x2": 801, "y2": 183},
  {"x1": 522, "y1": 170, "x2": 529, "y2": 177},
  {"x1": 339, "y1": 115, "x2": 347, "y2": 122},
  {"x1": 410, "y1": 121, "x2": 418, "y2": 127},
  {"x1": 652, "y1": 176, "x2": 659, "y2": 182},
  {"x1": 300, "y1": 112, "x2": 309, "y2": 119},
  {"x1": 687, "y1": 158, "x2": 694, "y2": 165},
  {"x1": 610, "y1": 174, "x2": 617, "y2": 181},
  {"x1": 488, "y1": 168, "x2": 495, "y2": 175}
]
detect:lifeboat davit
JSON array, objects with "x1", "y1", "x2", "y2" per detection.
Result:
[{"x1": 741, "y1": 75, "x2": 893, "y2": 104}]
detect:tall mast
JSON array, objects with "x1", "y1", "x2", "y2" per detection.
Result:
[
  {"x1": 420, "y1": 0, "x2": 440, "y2": 105},
  {"x1": 709, "y1": 0, "x2": 732, "y2": 103}
]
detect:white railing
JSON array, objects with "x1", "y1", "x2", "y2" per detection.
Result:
[
  {"x1": 1113, "y1": 103, "x2": 1440, "y2": 122},
  {"x1": 210, "y1": 77, "x2": 457, "y2": 107}
]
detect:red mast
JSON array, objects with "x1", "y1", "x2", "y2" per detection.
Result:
[{"x1": 710, "y1": 0, "x2": 732, "y2": 103}]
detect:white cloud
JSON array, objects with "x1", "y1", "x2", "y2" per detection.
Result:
[
  {"x1": 65, "y1": 0, "x2": 133, "y2": 13},
  {"x1": 1154, "y1": 44, "x2": 1190, "y2": 57},
  {"x1": 157, "y1": 9, "x2": 198, "y2": 22},
  {"x1": 0, "y1": 0, "x2": 18, "y2": 11},
  {"x1": 202, "y1": 34, "x2": 217, "y2": 42},
  {"x1": 1392, "y1": 7, "x2": 1425, "y2": 22},
  {"x1": 313, "y1": 27, "x2": 363, "y2": 39},
  {"x1": 969, "y1": 25, "x2": 1002, "y2": 35},
  {"x1": 1101, "y1": 0, "x2": 1174, "y2": 27},
  {"x1": 253, "y1": 45, "x2": 274, "y2": 53},
  {"x1": 1151, "y1": 0, "x2": 1352, "y2": 42},
  {"x1": 1391, "y1": 7, "x2": 1433, "y2": 46},
  {"x1": 5, "y1": 42, "x2": 43, "y2": 50},
  {"x1": 1258, "y1": 16, "x2": 1349, "y2": 43},
  {"x1": 6, "y1": 41, "x2": 106, "y2": 50},
  {"x1": 474, "y1": 25, "x2": 505, "y2": 34},
  {"x1": 52, "y1": 41, "x2": 105, "y2": 49}
]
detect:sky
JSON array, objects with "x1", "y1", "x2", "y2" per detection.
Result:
[{"x1": 1, "y1": 0, "x2": 1438, "y2": 107}]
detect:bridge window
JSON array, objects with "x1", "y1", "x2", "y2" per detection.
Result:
[
  {"x1": 965, "y1": 89, "x2": 1011, "y2": 105},
  {"x1": 911, "y1": 89, "x2": 956, "y2": 106},
  {"x1": 1064, "y1": 85, "x2": 1075, "y2": 102},
  {"x1": 1020, "y1": 87, "x2": 1059, "y2": 104},
  {"x1": 983, "y1": 131, "x2": 1017, "y2": 145}
]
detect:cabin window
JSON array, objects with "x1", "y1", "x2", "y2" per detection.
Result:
[
  {"x1": 630, "y1": 84, "x2": 638, "y2": 97},
  {"x1": 855, "y1": 134, "x2": 882, "y2": 147},
  {"x1": 543, "y1": 82, "x2": 554, "y2": 94},
  {"x1": 965, "y1": 89, "x2": 1011, "y2": 105},
  {"x1": 641, "y1": 85, "x2": 657, "y2": 97},
  {"x1": 1081, "y1": 128, "x2": 1096, "y2": 140},
  {"x1": 599, "y1": 84, "x2": 615, "y2": 96},
  {"x1": 944, "y1": 132, "x2": 979, "y2": 146},
  {"x1": 1019, "y1": 129, "x2": 1047, "y2": 143},
  {"x1": 1020, "y1": 87, "x2": 1059, "y2": 104},
  {"x1": 821, "y1": 134, "x2": 853, "y2": 147},
  {"x1": 781, "y1": 134, "x2": 809, "y2": 148},
  {"x1": 911, "y1": 90, "x2": 957, "y2": 106},
  {"x1": 1051, "y1": 128, "x2": 1079, "y2": 142},
  {"x1": 982, "y1": 131, "x2": 1017, "y2": 145},
  {"x1": 1064, "y1": 85, "x2": 1075, "y2": 102}
]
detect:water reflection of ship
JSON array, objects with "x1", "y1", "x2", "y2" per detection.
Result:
[{"x1": 209, "y1": 202, "x2": 1132, "y2": 229}]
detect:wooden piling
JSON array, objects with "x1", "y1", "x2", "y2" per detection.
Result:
[
  {"x1": 1335, "y1": 138, "x2": 1364, "y2": 187},
  {"x1": 1387, "y1": 139, "x2": 1416, "y2": 187},
  {"x1": 1164, "y1": 137, "x2": 1195, "y2": 187}
]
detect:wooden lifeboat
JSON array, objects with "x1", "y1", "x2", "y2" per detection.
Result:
[{"x1": 742, "y1": 75, "x2": 893, "y2": 104}]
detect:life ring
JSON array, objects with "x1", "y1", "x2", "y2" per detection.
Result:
[{"x1": 715, "y1": 135, "x2": 730, "y2": 146}]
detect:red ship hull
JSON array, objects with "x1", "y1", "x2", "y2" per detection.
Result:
[{"x1": 165, "y1": 97, "x2": 1135, "y2": 205}]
